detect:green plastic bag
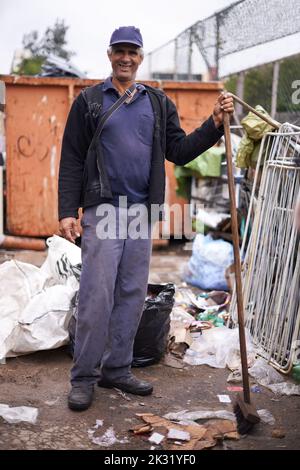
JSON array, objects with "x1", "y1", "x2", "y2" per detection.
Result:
[{"x1": 236, "y1": 105, "x2": 275, "y2": 169}]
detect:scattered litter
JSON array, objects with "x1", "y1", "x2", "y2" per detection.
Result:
[
  {"x1": 267, "y1": 382, "x2": 300, "y2": 396},
  {"x1": 257, "y1": 409, "x2": 275, "y2": 425},
  {"x1": 272, "y1": 428, "x2": 286, "y2": 439},
  {"x1": 0, "y1": 404, "x2": 38, "y2": 424},
  {"x1": 161, "y1": 353, "x2": 185, "y2": 369},
  {"x1": 217, "y1": 395, "x2": 231, "y2": 403},
  {"x1": 184, "y1": 327, "x2": 256, "y2": 369},
  {"x1": 227, "y1": 386, "x2": 243, "y2": 392},
  {"x1": 249, "y1": 358, "x2": 300, "y2": 395},
  {"x1": 167, "y1": 428, "x2": 190, "y2": 441},
  {"x1": 135, "y1": 412, "x2": 239, "y2": 450},
  {"x1": 88, "y1": 425, "x2": 128, "y2": 447},
  {"x1": 149, "y1": 432, "x2": 165, "y2": 445},
  {"x1": 250, "y1": 385, "x2": 261, "y2": 393},
  {"x1": 139, "y1": 403, "x2": 145, "y2": 407},
  {"x1": 164, "y1": 409, "x2": 236, "y2": 423},
  {"x1": 150, "y1": 446, "x2": 156, "y2": 450},
  {"x1": 44, "y1": 397, "x2": 60, "y2": 406},
  {"x1": 249, "y1": 358, "x2": 284, "y2": 386},
  {"x1": 114, "y1": 389, "x2": 131, "y2": 401},
  {"x1": 94, "y1": 419, "x2": 103, "y2": 429},
  {"x1": 130, "y1": 423, "x2": 152, "y2": 435},
  {"x1": 227, "y1": 370, "x2": 242, "y2": 383}
]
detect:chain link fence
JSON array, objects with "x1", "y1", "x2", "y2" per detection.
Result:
[{"x1": 145, "y1": 0, "x2": 300, "y2": 80}]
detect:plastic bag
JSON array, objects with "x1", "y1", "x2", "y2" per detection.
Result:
[
  {"x1": 0, "y1": 236, "x2": 80, "y2": 360},
  {"x1": 236, "y1": 105, "x2": 274, "y2": 169},
  {"x1": 184, "y1": 326, "x2": 256, "y2": 369},
  {"x1": 183, "y1": 234, "x2": 234, "y2": 291},
  {"x1": 132, "y1": 283, "x2": 175, "y2": 367}
]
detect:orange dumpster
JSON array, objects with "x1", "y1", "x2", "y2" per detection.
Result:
[{"x1": 0, "y1": 75, "x2": 222, "y2": 237}]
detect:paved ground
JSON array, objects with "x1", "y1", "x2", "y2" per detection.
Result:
[{"x1": 0, "y1": 245, "x2": 299, "y2": 450}]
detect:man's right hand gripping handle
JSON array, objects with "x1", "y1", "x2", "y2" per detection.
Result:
[{"x1": 59, "y1": 217, "x2": 80, "y2": 244}]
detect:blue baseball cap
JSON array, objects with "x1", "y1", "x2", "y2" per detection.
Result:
[{"x1": 109, "y1": 26, "x2": 143, "y2": 48}]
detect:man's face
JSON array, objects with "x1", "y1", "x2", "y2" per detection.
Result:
[{"x1": 108, "y1": 43, "x2": 143, "y2": 82}]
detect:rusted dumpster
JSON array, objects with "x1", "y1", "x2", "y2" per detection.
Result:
[{"x1": 0, "y1": 75, "x2": 222, "y2": 237}]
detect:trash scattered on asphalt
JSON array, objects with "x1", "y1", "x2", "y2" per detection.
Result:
[
  {"x1": 217, "y1": 395, "x2": 231, "y2": 403},
  {"x1": 227, "y1": 386, "x2": 243, "y2": 392},
  {"x1": 88, "y1": 423, "x2": 128, "y2": 447},
  {"x1": 93, "y1": 419, "x2": 103, "y2": 429},
  {"x1": 271, "y1": 428, "x2": 286, "y2": 439},
  {"x1": 114, "y1": 389, "x2": 131, "y2": 401},
  {"x1": 149, "y1": 432, "x2": 165, "y2": 444},
  {"x1": 250, "y1": 385, "x2": 261, "y2": 393},
  {"x1": 249, "y1": 358, "x2": 300, "y2": 395},
  {"x1": 167, "y1": 428, "x2": 191, "y2": 441},
  {"x1": 133, "y1": 412, "x2": 239, "y2": 450},
  {"x1": 227, "y1": 369, "x2": 243, "y2": 383},
  {"x1": 257, "y1": 409, "x2": 275, "y2": 425},
  {"x1": 44, "y1": 397, "x2": 60, "y2": 406},
  {"x1": 0, "y1": 404, "x2": 38, "y2": 424},
  {"x1": 161, "y1": 352, "x2": 185, "y2": 369},
  {"x1": 164, "y1": 409, "x2": 236, "y2": 423}
]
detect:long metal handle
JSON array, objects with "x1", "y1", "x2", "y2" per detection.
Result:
[{"x1": 223, "y1": 112, "x2": 251, "y2": 404}]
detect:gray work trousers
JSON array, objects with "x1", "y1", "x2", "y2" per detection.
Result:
[{"x1": 71, "y1": 205, "x2": 152, "y2": 385}]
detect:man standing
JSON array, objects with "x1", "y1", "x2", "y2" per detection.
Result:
[{"x1": 59, "y1": 26, "x2": 234, "y2": 411}]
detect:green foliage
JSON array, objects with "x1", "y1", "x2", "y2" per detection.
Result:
[
  {"x1": 244, "y1": 64, "x2": 273, "y2": 112},
  {"x1": 14, "y1": 19, "x2": 74, "y2": 75},
  {"x1": 225, "y1": 55, "x2": 300, "y2": 115},
  {"x1": 224, "y1": 75, "x2": 237, "y2": 94},
  {"x1": 16, "y1": 56, "x2": 44, "y2": 75}
]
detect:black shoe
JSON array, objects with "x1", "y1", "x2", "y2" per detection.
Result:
[
  {"x1": 97, "y1": 374, "x2": 153, "y2": 396},
  {"x1": 68, "y1": 384, "x2": 94, "y2": 411}
]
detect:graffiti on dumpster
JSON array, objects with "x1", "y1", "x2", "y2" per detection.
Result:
[{"x1": 17, "y1": 135, "x2": 49, "y2": 161}]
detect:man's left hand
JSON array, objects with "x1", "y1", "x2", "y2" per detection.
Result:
[{"x1": 212, "y1": 92, "x2": 235, "y2": 129}]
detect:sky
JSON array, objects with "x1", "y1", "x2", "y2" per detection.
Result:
[
  {"x1": 0, "y1": 0, "x2": 234, "y2": 78},
  {"x1": 1, "y1": 0, "x2": 299, "y2": 79}
]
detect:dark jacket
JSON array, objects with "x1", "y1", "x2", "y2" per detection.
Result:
[{"x1": 58, "y1": 83, "x2": 223, "y2": 220}]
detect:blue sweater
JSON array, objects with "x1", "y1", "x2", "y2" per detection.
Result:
[{"x1": 101, "y1": 77, "x2": 154, "y2": 205}]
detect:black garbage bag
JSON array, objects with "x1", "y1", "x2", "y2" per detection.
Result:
[
  {"x1": 68, "y1": 283, "x2": 175, "y2": 365},
  {"x1": 132, "y1": 283, "x2": 175, "y2": 367}
]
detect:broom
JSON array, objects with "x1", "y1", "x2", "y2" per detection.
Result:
[{"x1": 223, "y1": 109, "x2": 261, "y2": 435}]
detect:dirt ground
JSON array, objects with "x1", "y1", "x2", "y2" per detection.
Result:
[{"x1": 0, "y1": 245, "x2": 299, "y2": 451}]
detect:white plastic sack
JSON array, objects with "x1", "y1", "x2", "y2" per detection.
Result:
[
  {"x1": 0, "y1": 260, "x2": 47, "y2": 360},
  {"x1": 183, "y1": 234, "x2": 233, "y2": 291},
  {"x1": 0, "y1": 236, "x2": 81, "y2": 360},
  {"x1": 184, "y1": 326, "x2": 256, "y2": 369}
]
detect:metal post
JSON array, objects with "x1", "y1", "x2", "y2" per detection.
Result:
[
  {"x1": 0, "y1": 81, "x2": 5, "y2": 237},
  {"x1": 174, "y1": 38, "x2": 178, "y2": 80},
  {"x1": 188, "y1": 29, "x2": 193, "y2": 80},
  {"x1": 236, "y1": 71, "x2": 245, "y2": 118},
  {"x1": 215, "y1": 13, "x2": 220, "y2": 80},
  {"x1": 271, "y1": 61, "x2": 280, "y2": 119}
]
